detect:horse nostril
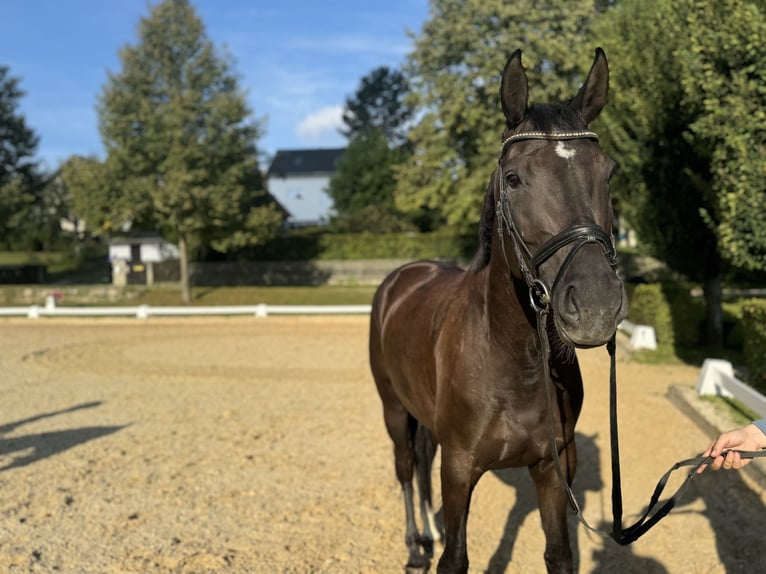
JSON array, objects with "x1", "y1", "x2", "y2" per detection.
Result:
[{"x1": 563, "y1": 286, "x2": 579, "y2": 320}]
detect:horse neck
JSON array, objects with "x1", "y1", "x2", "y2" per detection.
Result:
[{"x1": 483, "y1": 240, "x2": 539, "y2": 342}]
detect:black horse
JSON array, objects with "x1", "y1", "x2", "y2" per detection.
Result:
[{"x1": 369, "y1": 48, "x2": 627, "y2": 573}]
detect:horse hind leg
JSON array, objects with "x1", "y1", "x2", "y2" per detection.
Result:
[
  {"x1": 381, "y1": 402, "x2": 430, "y2": 571},
  {"x1": 414, "y1": 422, "x2": 441, "y2": 558}
]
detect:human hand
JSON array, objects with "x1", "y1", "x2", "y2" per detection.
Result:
[{"x1": 698, "y1": 424, "x2": 766, "y2": 473}]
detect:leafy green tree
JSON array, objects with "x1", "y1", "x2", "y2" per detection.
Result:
[
  {"x1": 330, "y1": 67, "x2": 419, "y2": 232},
  {"x1": 98, "y1": 0, "x2": 282, "y2": 302},
  {"x1": 59, "y1": 155, "x2": 113, "y2": 238},
  {"x1": 0, "y1": 65, "x2": 43, "y2": 249},
  {"x1": 341, "y1": 66, "x2": 413, "y2": 146},
  {"x1": 396, "y1": 0, "x2": 604, "y2": 231},
  {"x1": 678, "y1": 0, "x2": 766, "y2": 274},
  {"x1": 328, "y1": 128, "x2": 415, "y2": 232},
  {"x1": 593, "y1": 0, "x2": 766, "y2": 345}
]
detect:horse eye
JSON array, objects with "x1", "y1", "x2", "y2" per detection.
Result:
[{"x1": 505, "y1": 171, "x2": 521, "y2": 188}]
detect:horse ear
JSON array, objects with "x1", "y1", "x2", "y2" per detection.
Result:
[
  {"x1": 500, "y1": 50, "x2": 528, "y2": 128},
  {"x1": 571, "y1": 48, "x2": 609, "y2": 125}
]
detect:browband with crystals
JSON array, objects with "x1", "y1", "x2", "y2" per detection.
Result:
[{"x1": 501, "y1": 130, "x2": 599, "y2": 152}]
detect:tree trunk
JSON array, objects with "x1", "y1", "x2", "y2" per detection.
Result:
[
  {"x1": 179, "y1": 234, "x2": 191, "y2": 304},
  {"x1": 702, "y1": 275, "x2": 723, "y2": 348}
]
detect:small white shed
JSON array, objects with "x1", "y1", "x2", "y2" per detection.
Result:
[{"x1": 109, "y1": 235, "x2": 179, "y2": 286}]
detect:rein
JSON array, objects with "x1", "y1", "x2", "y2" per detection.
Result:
[{"x1": 496, "y1": 130, "x2": 766, "y2": 546}]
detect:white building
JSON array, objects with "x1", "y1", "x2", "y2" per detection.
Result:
[{"x1": 266, "y1": 148, "x2": 344, "y2": 227}]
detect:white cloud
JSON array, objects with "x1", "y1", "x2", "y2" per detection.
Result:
[{"x1": 296, "y1": 105, "x2": 345, "y2": 141}]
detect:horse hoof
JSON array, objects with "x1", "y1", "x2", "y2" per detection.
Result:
[{"x1": 405, "y1": 555, "x2": 430, "y2": 573}]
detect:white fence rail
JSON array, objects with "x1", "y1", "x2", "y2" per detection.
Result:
[
  {"x1": 697, "y1": 358, "x2": 766, "y2": 419},
  {"x1": 0, "y1": 301, "x2": 373, "y2": 319}
]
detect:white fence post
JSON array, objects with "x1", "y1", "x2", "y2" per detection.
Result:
[
  {"x1": 618, "y1": 320, "x2": 658, "y2": 351},
  {"x1": 696, "y1": 359, "x2": 735, "y2": 398}
]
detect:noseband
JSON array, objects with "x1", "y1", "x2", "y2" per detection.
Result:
[{"x1": 495, "y1": 130, "x2": 618, "y2": 312}]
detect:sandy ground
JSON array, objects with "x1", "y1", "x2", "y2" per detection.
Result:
[{"x1": 0, "y1": 315, "x2": 765, "y2": 574}]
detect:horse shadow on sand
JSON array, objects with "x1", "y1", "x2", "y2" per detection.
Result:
[
  {"x1": 484, "y1": 431, "x2": 766, "y2": 573},
  {"x1": 484, "y1": 432, "x2": 665, "y2": 573},
  {"x1": 0, "y1": 401, "x2": 128, "y2": 472}
]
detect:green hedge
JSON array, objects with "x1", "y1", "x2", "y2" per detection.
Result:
[
  {"x1": 742, "y1": 299, "x2": 766, "y2": 390},
  {"x1": 628, "y1": 284, "x2": 675, "y2": 346},
  {"x1": 318, "y1": 232, "x2": 475, "y2": 260},
  {"x1": 627, "y1": 282, "x2": 704, "y2": 348},
  {"x1": 243, "y1": 232, "x2": 477, "y2": 261},
  {"x1": 661, "y1": 283, "x2": 705, "y2": 347}
]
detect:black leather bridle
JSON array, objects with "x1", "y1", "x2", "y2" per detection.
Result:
[
  {"x1": 496, "y1": 130, "x2": 766, "y2": 545},
  {"x1": 495, "y1": 130, "x2": 617, "y2": 312}
]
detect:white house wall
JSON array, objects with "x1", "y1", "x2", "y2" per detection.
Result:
[
  {"x1": 108, "y1": 241, "x2": 179, "y2": 262},
  {"x1": 268, "y1": 174, "x2": 335, "y2": 226}
]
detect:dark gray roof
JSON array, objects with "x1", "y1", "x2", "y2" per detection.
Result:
[{"x1": 267, "y1": 148, "x2": 345, "y2": 177}]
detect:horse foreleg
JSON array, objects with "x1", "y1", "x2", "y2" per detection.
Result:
[
  {"x1": 529, "y1": 447, "x2": 576, "y2": 574},
  {"x1": 436, "y1": 448, "x2": 478, "y2": 574}
]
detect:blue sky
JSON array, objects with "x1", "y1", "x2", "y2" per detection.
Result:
[{"x1": 2, "y1": 0, "x2": 428, "y2": 170}]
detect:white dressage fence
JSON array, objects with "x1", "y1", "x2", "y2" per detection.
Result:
[
  {"x1": 0, "y1": 297, "x2": 373, "y2": 319},
  {"x1": 696, "y1": 358, "x2": 766, "y2": 419}
]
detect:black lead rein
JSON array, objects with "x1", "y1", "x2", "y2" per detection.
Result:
[{"x1": 537, "y1": 304, "x2": 766, "y2": 545}]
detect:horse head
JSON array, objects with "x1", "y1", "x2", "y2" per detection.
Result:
[{"x1": 495, "y1": 48, "x2": 627, "y2": 348}]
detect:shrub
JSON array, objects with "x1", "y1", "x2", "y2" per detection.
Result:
[
  {"x1": 660, "y1": 282, "x2": 705, "y2": 347},
  {"x1": 238, "y1": 232, "x2": 477, "y2": 262},
  {"x1": 317, "y1": 232, "x2": 474, "y2": 260},
  {"x1": 628, "y1": 283, "x2": 674, "y2": 346},
  {"x1": 742, "y1": 299, "x2": 766, "y2": 390}
]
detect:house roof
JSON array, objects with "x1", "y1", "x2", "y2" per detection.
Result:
[{"x1": 266, "y1": 148, "x2": 345, "y2": 178}]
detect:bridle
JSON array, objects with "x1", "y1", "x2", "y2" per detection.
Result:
[
  {"x1": 496, "y1": 130, "x2": 766, "y2": 545},
  {"x1": 495, "y1": 130, "x2": 617, "y2": 313}
]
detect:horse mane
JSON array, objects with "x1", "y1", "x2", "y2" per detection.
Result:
[{"x1": 470, "y1": 103, "x2": 588, "y2": 273}]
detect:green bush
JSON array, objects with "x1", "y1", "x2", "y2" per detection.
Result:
[
  {"x1": 661, "y1": 283, "x2": 705, "y2": 347},
  {"x1": 317, "y1": 232, "x2": 475, "y2": 260},
  {"x1": 241, "y1": 231, "x2": 477, "y2": 261},
  {"x1": 742, "y1": 299, "x2": 766, "y2": 391},
  {"x1": 628, "y1": 283, "x2": 674, "y2": 346}
]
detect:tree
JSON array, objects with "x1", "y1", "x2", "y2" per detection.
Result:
[
  {"x1": 330, "y1": 67, "x2": 420, "y2": 232},
  {"x1": 0, "y1": 66, "x2": 43, "y2": 249},
  {"x1": 677, "y1": 0, "x2": 766, "y2": 274},
  {"x1": 98, "y1": 0, "x2": 282, "y2": 302},
  {"x1": 395, "y1": 0, "x2": 605, "y2": 232},
  {"x1": 341, "y1": 66, "x2": 413, "y2": 146},
  {"x1": 593, "y1": 0, "x2": 766, "y2": 346},
  {"x1": 327, "y1": 128, "x2": 415, "y2": 232},
  {"x1": 59, "y1": 155, "x2": 112, "y2": 238}
]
